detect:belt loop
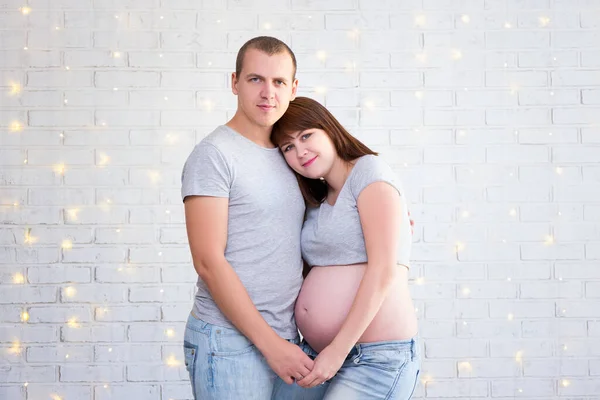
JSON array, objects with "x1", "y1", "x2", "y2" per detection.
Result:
[{"x1": 410, "y1": 338, "x2": 415, "y2": 361}]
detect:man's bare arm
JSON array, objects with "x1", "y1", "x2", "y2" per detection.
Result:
[{"x1": 184, "y1": 196, "x2": 313, "y2": 384}]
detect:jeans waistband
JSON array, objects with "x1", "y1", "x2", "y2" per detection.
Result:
[{"x1": 351, "y1": 336, "x2": 419, "y2": 361}]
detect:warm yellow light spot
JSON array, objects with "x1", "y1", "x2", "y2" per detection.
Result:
[
  {"x1": 504, "y1": 22, "x2": 512, "y2": 28},
  {"x1": 510, "y1": 84, "x2": 519, "y2": 95},
  {"x1": 462, "y1": 287, "x2": 471, "y2": 295},
  {"x1": 21, "y1": 6, "x2": 31, "y2": 15},
  {"x1": 262, "y1": 22, "x2": 272, "y2": 30},
  {"x1": 458, "y1": 361, "x2": 472, "y2": 372},
  {"x1": 458, "y1": 130, "x2": 466, "y2": 136},
  {"x1": 347, "y1": 28, "x2": 360, "y2": 39},
  {"x1": 21, "y1": 311, "x2": 29, "y2": 322},
  {"x1": 64, "y1": 286, "x2": 76, "y2": 297},
  {"x1": 112, "y1": 51, "x2": 121, "y2": 58},
  {"x1": 108, "y1": 348, "x2": 113, "y2": 352},
  {"x1": 415, "y1": 277, "x2": 425, "y2": 285},
  {"x1": 67, "y1": 317, "x2": 80, "y2": 328},
  {"x1": 414, "y1": 15, "x2": 426, "y2": 27},
  {"x1": 561, "y1": 379, "x2": 570, "y2": 387},
  {"x1": 556, "y1": 167, "x2": 563, "y2": 175},
  {"x1": 316, "y1": 50, "x2": 327, "y2": 62},
  {"x1": 315, "y1": 86, "x2": 327, "y2": 94},
  {"x1": 461, "y1": 15, "x2": 470, "y2": 23},
  {"x1": 461, "y1": 211, "x2": 469, "y2": 218},
  {"x1": 507, "y1": 313, "x2": 514, "y2": 321},
  {"x1": 165, "y1": 133, "x2": 178, "y2": 145},
  {"x1": 363, "y1": 100, "x2": 375, "y2": 110},
  {"x1": 166, "y1": 354, "x2": 181, "y2": 367},
  {"x1": 66, "y1": 208, "x2": 79, "y2": 221},
  {"x1": 148, "y1": 171, "x2": 161, "y2": 184},
  {"x1": 414, "y1": 91, "x2": 423, "y2": 99},
  {"x1": 61, "y1": 239, "x2": 73, "y2": 250},
  {"x1": 420, "y1": 374, "x2": 433, "y2": 385},
  {"x1": 24, "y1": 228, "x2": 38, "y2": 245},
  {"x1": 13, "y1": 273, "x2": 25, "y2": 284},
  {"x1": 23, "y1": 382, "x2": 28, "y2": 387},
  {"x1": 10, "y1": 121, "x2": 24, "y2": 132},
  {"x1": 451, "y1": 49, "x2": 462, "y2": 60},
  {"x1": 563, "y1": 344, "x2": 568, "y2": 351},
  {"x1": 509, "y1": 208, "x2": 517, "y2": 217},
  {"x1": 9, "y1": 341, "x2": 23, "y2": 355},
  {"x1": 65, "y1": 66, "x2": 70, "y2": 70},
  {"x1": 65, "y1": 354, "x2": 69, "y2": 359},
  {"x1": 415, "y1": 52, "x2": 427, "y2": 63},
  {"x1": 50, "y1": 394, "x2": 62, "y2": 400},
  {"x1": 539, "y1": 16, "x2": 550, "y2": 27},
  {"x1": 455, "y1": 242, "x2": 465, "y2": 252},
  {"x1": 544, "y1": 235, "x2": 554, "y2": 245},
  {"x1": 202, "y1": 99, "x2": 214, "y2": 112},
  {"x1": 515, "y1": 350, "x2": 523, "y2": 363},
  {"x1": 165, "y1": 328, "x2": 175, "y2": 337},
  {"x1": 53, "y1": 163, "x2": 66, "y2": 175},
  {"x1": 98, "y1": 152, "x2": 111, "y2": 166},
  {"x1": 9, "y1": 82, "x2": 22, "y2": 95}
]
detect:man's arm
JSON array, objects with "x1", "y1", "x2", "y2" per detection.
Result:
[{"x1": 184, "y1": 195, "x2": 313, "y2": 384}]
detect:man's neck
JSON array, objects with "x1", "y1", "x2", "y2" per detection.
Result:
[{"x1": 226, "y1": 112, "x2": 275, "y2": 149}]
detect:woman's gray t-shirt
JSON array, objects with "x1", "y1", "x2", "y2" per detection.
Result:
[
  {"x1": 181, "y1": 125, "x2": 305, "y2": 339},
  {"x1": 301, "y1": 155, "x2": 412, "y2": 268}
]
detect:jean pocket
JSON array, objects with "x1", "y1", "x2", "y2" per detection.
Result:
[
  {"x1": 213, "y1": 328, "x2": 255, "y2": 356},
  {"x1": 183, "y1": 341, "x2": 198, "y2": 393},
  {"x1": 356, "y1": 348, "x2": 408, "y2": 372}
]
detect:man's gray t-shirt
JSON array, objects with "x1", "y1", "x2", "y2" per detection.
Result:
[{"x1": 181, "y1": 125, "x2": 305, "y2": 339}]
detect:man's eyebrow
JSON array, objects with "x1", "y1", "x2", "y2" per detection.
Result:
[{"x1": 245, "y1": 73, "x2": 288, "y2": 83}]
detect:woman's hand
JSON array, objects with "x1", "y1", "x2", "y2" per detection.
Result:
[{"x1": 296, "y1": 344, "x2": 347, "y2": 388}]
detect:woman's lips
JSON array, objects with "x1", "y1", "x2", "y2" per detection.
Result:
[{"x1": 303, "y1": 156, "x2": 317, "y2": 167}]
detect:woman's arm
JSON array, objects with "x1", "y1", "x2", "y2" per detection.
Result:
[{"x1": 296, "y1": 181, "x2": 402, "y2": 388}]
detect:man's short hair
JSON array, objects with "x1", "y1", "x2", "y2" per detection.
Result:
[{"x1": 235, "y1": 36, "x2": 297, "y2": 80}]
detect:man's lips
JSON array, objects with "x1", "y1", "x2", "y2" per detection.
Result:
[
  {"x1": 258, "y1": 105, "x2": 275, "y2": 111},
  {"x1": 302, "y1": 156, "x2": 317, "y2": 167}
]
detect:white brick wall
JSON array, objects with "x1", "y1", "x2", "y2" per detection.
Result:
[{"x1": 1, "y1": 0, "x2": 599, "y2": 399}]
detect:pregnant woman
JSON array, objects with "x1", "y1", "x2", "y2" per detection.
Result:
[{"x1": 271, "y1": 97, "x2": 420, "y2": 400}]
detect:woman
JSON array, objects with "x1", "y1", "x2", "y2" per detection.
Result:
[{"x1": 271, "y1": 97, "x2": 420, "y2": 400}]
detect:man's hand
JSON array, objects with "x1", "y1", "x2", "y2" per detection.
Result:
[
  {"x1": 296, "y1": 344, "x2": 346, "y2": 388},
  {"x1": 262, "y1": 338, "x2": 315, "y2": 385}
]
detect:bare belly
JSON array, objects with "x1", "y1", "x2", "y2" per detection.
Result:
[{"x1": 295, "y1": 263, "x2": 418, "y2": 353}]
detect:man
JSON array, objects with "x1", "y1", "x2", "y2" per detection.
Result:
[{"x1": 180, "y1": 36, "x2": 313, "y2": 399}]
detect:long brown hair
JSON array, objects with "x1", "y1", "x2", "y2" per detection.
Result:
[{"x1": 271, "y1": 97, "x2": 377, "y2": 207}]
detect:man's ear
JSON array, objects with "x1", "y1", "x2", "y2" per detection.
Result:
[
  {"x1": 290, "y1": 78, "x2": 299, "y2": 101},
  {"x1": 231, "y1": 72, "x2": 239, "y2": 95}
]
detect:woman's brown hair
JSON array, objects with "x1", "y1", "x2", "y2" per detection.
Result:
[{"x1": 271, "y1": 96, "x2": 377, "y2": 207}]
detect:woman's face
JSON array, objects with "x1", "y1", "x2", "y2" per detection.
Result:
[{"x1": 278, "y1": 128, "x2": 336, "y2": 179}]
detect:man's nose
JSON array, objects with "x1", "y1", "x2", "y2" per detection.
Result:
[{"x1": 261, "y1": 82, "x2": 275, "y2": 98}]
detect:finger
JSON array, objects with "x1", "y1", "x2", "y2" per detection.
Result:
[
  {"x1": 281, "y1": 375, "x2": 293, "y2": 385},
  {"x1": 308, "y1": 378, "x2": 326, "y2": 389},
  {"x1": 297, "y1": 365, "x2": 311, "y2": 379},
  {"x1": 301, "y1": 354, "x2": 315, "y2": 369},
  {"x1": 298, "y1": 373, "x2": 321, "y2": 388}
]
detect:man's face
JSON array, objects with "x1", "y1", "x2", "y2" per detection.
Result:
[{"x1": 232, "y1": 49, "x2": 298, "y2": 129}]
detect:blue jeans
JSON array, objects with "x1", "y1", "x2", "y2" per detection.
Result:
[
  {"x1": 272, "y1": 337, "x2": 421, "y2": 400},
  {"x1": 183, "y1": 313, "x2": 300, "y2": 400}
]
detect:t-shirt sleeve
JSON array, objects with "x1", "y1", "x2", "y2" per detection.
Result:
[
  {"x1": 181, "y1": 142, "x2": 231, "y2": 202},
  {"x1": 349, "y1": 155, "x2": 403, "y2": 201}
]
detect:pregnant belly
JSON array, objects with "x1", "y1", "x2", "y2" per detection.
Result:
[{"x1": 295, "y1": 264, "x2": 417, "y2": 353}]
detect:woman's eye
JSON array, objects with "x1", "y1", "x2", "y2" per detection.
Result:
[
  {"x1": 301, "y1": 133, "x2": 311, "y2": 140},
  {"x1": 283, "y1": 145, "x2": 293, "y2": 152}
]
